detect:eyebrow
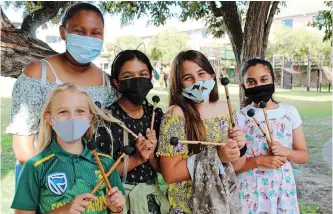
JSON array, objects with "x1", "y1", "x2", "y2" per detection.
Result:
[
  {"x1": 182, "y1": 69, "x2": 204, "y2": 78},
  {"x1": 56, "y1": 106, "x2": 88, "y2": 111}
]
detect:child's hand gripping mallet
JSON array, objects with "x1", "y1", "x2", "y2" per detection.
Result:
[
  {"x1": 247, "y1": 109, "x2": 272, "y2": 147},
  {"x1": 170, "y1": 137, "x2": 223, "y2": 147},
  {"x1": 221, "y1": 77, "x2": 235, "y2": 127},
  {"x1": 259, "y1": 101, "x2": 274, "y2": 143},
  {"x1": 150, "y1": 95, "x2": 160, "y2": 130},
  {"x1": 91, "y1": 145, "x2": 134, "y2": 194}
]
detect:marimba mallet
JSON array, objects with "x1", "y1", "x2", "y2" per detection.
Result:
[
  {"x1": 91, "y1": 145, "x2": 134, "y2": 194},
  {"x1": 220, "y1": 77, "x2": 235, "y2": 127},
  {"x1": 170, "y1": 136, "x2": 222, "y2": 147},
  {"x1": 150, "y1": 95, "x2": 160, "y2": 130},
  {"x1": 247, "y1": 109, "x2": 272, "y2": 147},
  {"x1": 259, "y1": 101, "x2": 274, "y2": 142}
]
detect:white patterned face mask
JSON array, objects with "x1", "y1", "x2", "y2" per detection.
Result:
[{"x1": 181, "y1": 79, "x2": 216, "y2": 103}]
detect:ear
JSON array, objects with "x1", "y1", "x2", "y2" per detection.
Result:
[
  {"x1": 112, "y1": 79, "x2": 120, "y2": 90},
  {"x1": 59, "y1": 26, "x2": 66, "y2": 41},
  {"x1": 45, "y1": 113, "x2": 54, "y2": 126},
  {"x1": 211, "y1": 73, "x2": 216, "y2": 79}
]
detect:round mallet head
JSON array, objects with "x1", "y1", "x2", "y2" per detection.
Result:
[
  {"x1": 170, "y1": 137, "x2": 179, "y2": 146},
  {"x1": 220, "y1": 77, "x2": 230, "y2": 86},
  {"x1": 152, "y1": 95, "x2": 160, "y2": 104},
  {"x1": 259, "y1": 101, "x2": 267, "y2": 109},
  {"x1": 95, "y1": 101, "x2": 102, "y2": 109},
  {"x1": 87, "y1": 139, "x2": 98, "y2": 150},
  {"x1": 247, "y1": 109, "x2": 255, "y2": 117},
  {"x1": 123, "y1": 145, "x2": 135, "y2": 155}
]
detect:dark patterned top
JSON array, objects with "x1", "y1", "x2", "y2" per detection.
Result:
[{"x1": 97, "y1": 100, "x2": 163, "y2": 185}]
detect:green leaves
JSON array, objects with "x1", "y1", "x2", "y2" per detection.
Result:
[{"x1": 310, "y1": 1, "x2": 332, "y2": 42}]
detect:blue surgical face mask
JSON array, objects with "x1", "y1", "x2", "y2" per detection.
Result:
[
  {"x1": 51, "y1": 117, "x2": 90, "y2": 143},
  {"x1": 65, "y1": 31, "x2": 103, "y2": 64},
  {"x1": 182, "y1": 79, "x2": 216, "y2": 103}
]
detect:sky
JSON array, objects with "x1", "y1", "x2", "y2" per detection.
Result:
[{"x1": 3, "y1": 1, "x2": 329, "y2": 41}]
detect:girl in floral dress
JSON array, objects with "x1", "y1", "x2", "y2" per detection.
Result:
[
  {"x1": 236, "y1": 58, "x2": 308, "y2": 214},
  {"x1": 157, "y1": 50, "x2": 247, "y2": 214}
]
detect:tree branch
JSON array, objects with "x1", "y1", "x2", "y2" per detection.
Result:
[
  {"x1": 217, "y1": 1, "x2": 243, "y2": 66},
  {"x1": 20, "y1": 1, "x2": 69, "y2": 38},
  {"x1": 209, "y1": 1, "x2": 223, "y2": 17},
  {"x1": 262, "y1": 1, "x2": 280, "y2": 57},
  {"x1": 1, "y1": 7, "x2": 15, "y2": 30}
]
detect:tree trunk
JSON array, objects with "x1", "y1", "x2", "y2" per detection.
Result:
[
  {"x1": 20, "y1": 2, "x2": 70, "y2": 39},
  {"x1": 1, "y1": 7, "x2": 57, "y2": 78},
  {"x1": 212, "y1": 1, "x2": 279, "y2": 109},
  {"x1": 239, "y1": 1, "x2": 272, "y2": 108}
]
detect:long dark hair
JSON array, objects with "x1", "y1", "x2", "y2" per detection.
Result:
[
  {"x1": 240, "y1": 58, "x2": 278, "y2": 105},
  {"x1": 169, "y1": 50, "x2": 219, "y2": 154}
]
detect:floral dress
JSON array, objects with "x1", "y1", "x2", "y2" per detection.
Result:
[
  {"x1": 236, "y1": 104, "x2": 302, "y2": 214},
  {"x1": 157, "y1": 114, "x2": 233, "y2": 214}
]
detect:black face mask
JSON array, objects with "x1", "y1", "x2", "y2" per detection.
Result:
[
  {"x1": 244, "y1": 83, "x2": 275, "y2": 104},
  {"x1": 118, "y1": 77, "x2": 153, "y2": 106}
]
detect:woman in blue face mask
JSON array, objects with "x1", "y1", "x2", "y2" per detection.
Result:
[
  {"x1": 156, "y1": 50, "x2": 247, "y2": 214},
  {"x1": 95, "y1": 50, "x2": 169, "y2": 214},
  {"x1": 7, "y1": 3, "x2": 118, "y2": 187}
]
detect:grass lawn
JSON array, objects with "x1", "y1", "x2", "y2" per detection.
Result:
[{"x1": 1, "y1": 84, "x2": 332, "y2": 213}]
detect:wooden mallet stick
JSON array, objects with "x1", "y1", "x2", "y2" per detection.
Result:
[
  {"x1": 170, "y1": 137, "x2": 223, "y2": 147},
  {"x1": 91, "y1": 145, "x2": 134, "y2": 194},
  {"x1": 87, "y1": 140, "x2": 113, "y2": 191},
  {"x1": 87, "y1": 140, "x2": 119, "y2": 211},
  {"x1": 259, "y1": 101, "x2": 274, "y2": 142},
  {"x1": 150, "y1": 95, "x2": 160, "y2": 130},
  {"x1": 220, "y1": 77, "x2": 235, "y2": 127},
  {"x1": 247, "y1": 109, "x2": 272, "y2": 147}
]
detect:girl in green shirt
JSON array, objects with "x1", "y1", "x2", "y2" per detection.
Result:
[{"x1": 12, "y1": 83, "x2": 125, "y2": 214}]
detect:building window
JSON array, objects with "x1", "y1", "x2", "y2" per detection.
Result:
[
  {"x1": 282, "y1": 19, "x2": 293, "y2": 28},
  {"x1": 201, "y1": 30, "x2": 208, "y2": 39},
  {"x1": 45, "y1": 35, "x2": 61, "y2": 43}
]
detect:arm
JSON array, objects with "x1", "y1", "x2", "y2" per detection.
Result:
[
  {"x1": 149, "y1": 156, "x2": 160, "y2": 172},
  {"x1": 15, "y1": 211, "x2": 35, "y2": 214},
  {"x1": 231, "y1": 155, "x2": 246, "y2": 171},
  {"x1": 288, "y1": 125, "x2": 308, "y2": 164},
  {"x1": 270, "y1": 125, "x2": 308, "y2": 164},
  {"x1": 9, "y1": 62, "x2": 44, "y2": 165},
  {"x1": 235, "y1": 156, "x2": 260, "y2": 174},
  {"x1": 160, "y1": 155, "x2": 190, "y2": 184},
  {"x1": 13, "y1": 135, "x2": 36, "y2": 165}
]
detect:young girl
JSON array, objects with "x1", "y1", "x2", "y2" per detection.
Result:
[
  {"x1": 7, "y1": 2, "x2": 117, "y2": 186},
  {"x1": 96, "y1": 50, "x2": 169, "y2": 214},
  {"x1": 157, "y1": 50, "x2": 247, "y2": 214},
  {"x1": 236, "y1": 58, "x2": 308, "y2": 213},
  {"x1": 11, "y1": 83, "x2": 125, "y2": 214}
]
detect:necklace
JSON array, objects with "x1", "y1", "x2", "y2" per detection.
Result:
[{"x1": 63, "y1": 53, "x2": 90, "y2": 68}]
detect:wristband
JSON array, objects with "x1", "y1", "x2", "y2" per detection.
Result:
[{"x1": 240, "y1": 144, "x2": 247, "y2": 157}]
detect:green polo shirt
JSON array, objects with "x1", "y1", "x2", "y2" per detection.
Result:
[{"x1": 11, "y1": 139, "x2": 125, "y2": 214}]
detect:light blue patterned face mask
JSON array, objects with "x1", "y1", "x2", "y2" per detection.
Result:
[
  {"x1": 182, "y1": 79, "x2": 216, "y2": 103},
  {"x1": 65, "y1": 31, "x2": 103, "y2": 64}
]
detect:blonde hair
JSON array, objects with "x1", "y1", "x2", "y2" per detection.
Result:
[{"x1": 38, "y1": 83, "x2": 126, "y2": 152}]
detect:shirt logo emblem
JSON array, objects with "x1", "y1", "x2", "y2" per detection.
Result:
[{"x1": 47, "y1": 173, "x2": 68, "y2": 195}]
